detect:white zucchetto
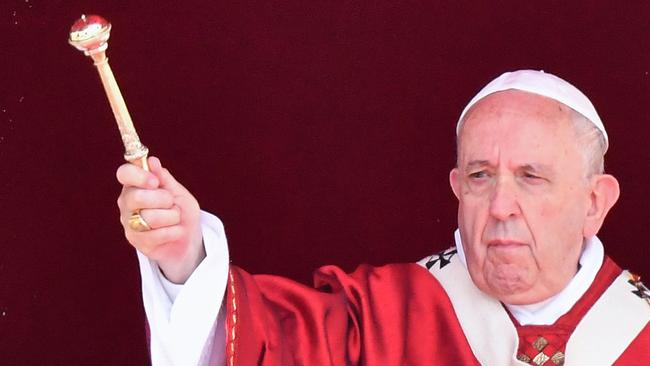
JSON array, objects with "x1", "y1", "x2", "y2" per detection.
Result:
[{"x1": 457, "y1": 70, "x2": 608, "y2": 152}]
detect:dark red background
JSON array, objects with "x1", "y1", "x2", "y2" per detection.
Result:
[{"x1": 1, "y1": 1, "x2": 649, "y2": 364}]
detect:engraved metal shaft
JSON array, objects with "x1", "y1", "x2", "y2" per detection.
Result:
[{"x1": 69, "y1": 14, "x2": 149, "y2": 170}]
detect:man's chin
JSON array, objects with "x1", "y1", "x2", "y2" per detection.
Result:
[
  {"x1": 482, "y1": 269, "x2": 542, "y2": 304},
  {"x1": 487, "y1": 282, "x2": 554, "y2": 305}
]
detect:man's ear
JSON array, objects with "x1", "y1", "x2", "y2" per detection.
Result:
[
  {"x1": 450, "y1": 168, "x2": 461, "y2": 200},
  {"x1": 583, "y1": 174, "x2": 620, "y2": 238}
]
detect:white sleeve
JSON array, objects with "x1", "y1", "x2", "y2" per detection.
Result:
[{"x1": 137, "y1": 211, "x2": 229, "y2": 366}]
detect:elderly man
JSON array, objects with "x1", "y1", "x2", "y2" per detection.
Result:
[{"x1": 117, "y1": 70, "x2": 649, "y2": 365}]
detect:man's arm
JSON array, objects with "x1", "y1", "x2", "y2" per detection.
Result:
[
  {"x1": 137, "y1": 211, "x2": 229, "y2": 365},
  {"x1": 117, "y1": 157, "x2": 228, "y2": 365}
]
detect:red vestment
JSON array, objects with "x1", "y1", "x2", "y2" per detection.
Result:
[{"x1": 223, "y1": 255, "x2": 649, "y2": 365}]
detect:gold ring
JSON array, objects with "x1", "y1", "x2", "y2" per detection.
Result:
[{"x1": 128, "y1": 211, "x2": 151, "y2": 232}]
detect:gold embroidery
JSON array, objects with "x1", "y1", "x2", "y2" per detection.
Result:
[
  {"x1": 533, "y1": 336, "x2": 549, "y2": 351},
  {"x1": 517, "y1": 354, "x2": 532, "y2": 363},
  {"x1": 227, "y1": 270, "x2": 238, "y2": 366},
  {"x1": 519, "y1": 337, "x2": 564, "y2": 365},
  {"x1": 532, "y1": 352, "x2": 550, "y2": 365},
  {"x1": 550, "y1": 351, "x2": 565, "y2": 365}
]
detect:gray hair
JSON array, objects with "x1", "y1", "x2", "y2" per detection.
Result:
[{"x1": 569, "y1": 109, "x2": 606, "y2": 176}]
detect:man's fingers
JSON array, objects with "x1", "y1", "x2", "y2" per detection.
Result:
[
  {"x1": 118, "y1": 187, "x2": 175, "y2": 212},
  {"x1": 138, "y1": 207, "x2": 182, "y2": 230},
  {"x1": 117, "y1": 156, "x2": 204, "y2": 282},
  {"x1": 147, "y1": 156, "x2": 163, "y2": 172},
  {"x1": 116, "y1": 162, "x2": 159, "y2": 188},
  {"x1": 149, "y1": 158, "x2": 189, "y2": 196},
  {"x1": 126, "y1": 225, "x2": 186, "y2": 257}
]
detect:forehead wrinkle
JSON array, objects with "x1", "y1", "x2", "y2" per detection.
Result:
[
  {"x1": 457, "y1": 91, "x2": 584, "y2": 176},
  {"x1": 462, "y1": 140, "x2": 502, "y2": 169},
  {"x1": 465, "y1": 160, "x2": 491, "y2": 170},
  {"x1": 465, "y1": 159, "x2": 554, "y2": 174}
]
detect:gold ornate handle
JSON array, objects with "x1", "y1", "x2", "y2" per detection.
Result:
[{"x1": 68, "y1": 14, "x2": 149, "y2": 171}]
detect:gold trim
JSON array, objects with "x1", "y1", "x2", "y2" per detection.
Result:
[{"x1": 227, "y1": 269, "x2": 238, "y2": 366}]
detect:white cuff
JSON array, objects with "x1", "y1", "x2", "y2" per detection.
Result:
[
  {"x1": 159, "y1": 273, "x2": 184, "y2": 302},
  {"x1": 138, "y1": 210, "x2": 229, "y2": 366}
]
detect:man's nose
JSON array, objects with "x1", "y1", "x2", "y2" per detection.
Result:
[{"x1": 488, "y1": 177, "x2": 521, "y2": 220}]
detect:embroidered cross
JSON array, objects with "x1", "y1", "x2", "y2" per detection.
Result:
[
  {"x1": 425, "y1": 248, "x2": 457, "y2": 270},
  {"x1": 628, "y1": 273, "x2": 650, "y2": 307}
]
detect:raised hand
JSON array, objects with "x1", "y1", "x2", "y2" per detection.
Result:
[{"x1": 116, "y1": 156, "x2": 205, "y2": 283}]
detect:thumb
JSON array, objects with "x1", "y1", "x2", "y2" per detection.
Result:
[{"x1": 148, "y1": 156, "x2": 190, "y2": 196}]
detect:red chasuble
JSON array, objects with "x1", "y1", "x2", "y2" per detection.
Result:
[{"x1": 223, "y1": 254, "x2": 649, "y2": 365}]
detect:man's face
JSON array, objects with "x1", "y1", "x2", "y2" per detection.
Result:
[{"x1": 450, "y1": 90, "x2": 593, "y2": 305}]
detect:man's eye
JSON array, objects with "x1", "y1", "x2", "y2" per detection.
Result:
[
  {"x1": 469, "y1": 171, "x2": 488, "y2": 179},
  {"x1": 522, "y1": 173, "x2": 546, "y2": 184}
]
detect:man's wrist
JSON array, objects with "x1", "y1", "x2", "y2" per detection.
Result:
[{"x1": 159, "y1": 239, "x2": 207, "y2": 284}]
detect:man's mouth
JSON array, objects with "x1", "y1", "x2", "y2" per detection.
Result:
[{"x1": 487, "y1": 239, "x2": 527, "y2": 248}]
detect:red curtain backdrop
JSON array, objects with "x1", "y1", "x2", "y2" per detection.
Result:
[{"x1": 1, "y1": 1, "x2": 648, "y2": 364}]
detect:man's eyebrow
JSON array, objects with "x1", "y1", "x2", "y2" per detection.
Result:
[
  {"x1": 463, "y1": 161, "x2": 554, "y2": 173},
  {"x1": 520, "y1": 163, "x2": 552, "y2": 173},
  {"x1": 465, "y1": 160, "x2": 491, "y2": 170}
]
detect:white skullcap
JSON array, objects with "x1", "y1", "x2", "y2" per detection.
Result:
[{"x1": 457, "y1": 70, "x2": 608, "y2": 152}]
